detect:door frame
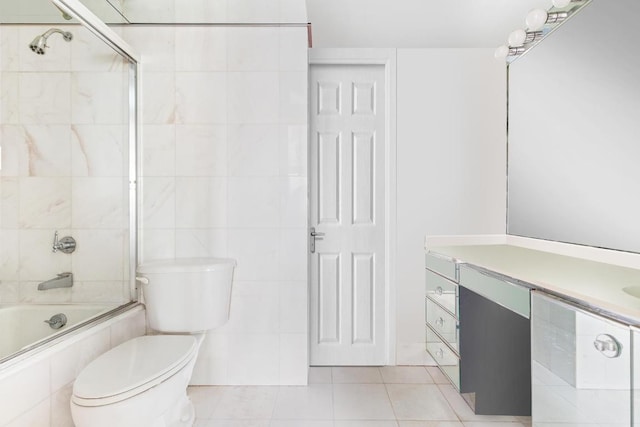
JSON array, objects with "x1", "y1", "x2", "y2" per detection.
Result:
[{"x1": 308, "y1": 48, "x2": 398, "y2": 365}]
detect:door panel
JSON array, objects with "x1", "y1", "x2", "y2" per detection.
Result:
[{"x1": 310, "y1": 64, "x2": 386, "y2": 365}]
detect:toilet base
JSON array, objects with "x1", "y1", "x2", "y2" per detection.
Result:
[{"x1": 71, "y1": 354, "x2": 197, "y2": 427}]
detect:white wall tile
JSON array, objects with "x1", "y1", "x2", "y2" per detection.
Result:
[
  {"x1": 227, "y1": 228, "x2": 279, "y2": 281},
  {"x1": 176, "y1": 124, "x2": 227, "y2": 176},
  {"x1": 279, "y1": 124, "x2": 307, "y2": 177},
  {"x1": 279, "y1": 282, "x2": 307, "y2": 334},
  {"x1": 141, "y1": 72, "x2": 176, "y2": 124},
  {"x1": 20, "y1": 281, "x2": 71, "y2": 304},
  {"x1": 227, "y1": 72, "x2": 279, "y2": 124},
  {"x1": 226, "y1": 334, "x2": 280, "y2": 385},
  {"x1": 175, "y1": 228, "x2": 227, "y2": 258},
  {"x1": 72, "y1": 229, "x2": 124, "y2": 281},
  {"x1": 1, "y1": 27, "x2": 19, "y2": 72},
  {"x1": 0, "y1": 230, "x2": 20, "y2": 280},
  {"x1": 124, "y1": 26, "x2": 176, "y2": 72},
  {"x1": 279, "y1": 177, "x2": 306, "y2": 227},
  {"x1": 141, "y1": 124, "x2": 176, "y2": 177},
  {"x1": 0, "y1": 357, "x2": 50, "y2": 426},
  {"x1": 227, "y1": 27, "x2": 279, "y2": 71},
  {"x1": 17, "y1": 229, "x2": 71, "y2": 281},
  {"x1": 141, "y1": 228, "x2": 176, "y2": 260},
  {"x1": 19, "y1": 177, "x2": 71, "y2": 228},
  {"x1": 0, "y1": 281, "x2": 20, "y2": 303},
  {"x1": 71, "y1": 72, "x2": 125, "y2": 124},
  {"x1": 1, "y1": 177, "x2": 19, "y2": 228},
  {"x1": 18, "y1": 125, "x2": 71, "y2": 177},
  {"x1": 71, "y1": 125, "x2": 125, "y2": 177},
  {"x1": 0, "y1": 125, "x2": 26, "y2": 176},
  {"x1": 227, "y1": 0, "x2": 280, "y2": 23},
  {"x1": 71, "y1": 281, "x2": 126, "y2": 303},
  {"x1": 226, "y1": 281, "x2": 279, "y2": 333},
  {"x1": 175, "y1": 177, "x2": 227, "y2": 228},
  {"x1": 142, "y1": 177, "x2": 176, "y2": 228},
  {"x1": 227, "y1": 124, "x2": 279, "y2": 177},
  {"x1": 279, "y1": 333, "x2": 308, "y2": 385},
  {"x1": 71, "y1": 27, "x2": 125, "y2": 72},
  {"x1": 5, "y1": 398, "x2": 50, "y2": 427},
  {"x1": 72, "y1": 177, "x2": 124, "y2": 228},
  {"x1": 227, "y1": 177, "x2": 280, "y2": 228},
  {"x1": 175, "y1": 27, "x2": 227, "y2": 71},
  {"x1": 279, "y1": 27, "x2": 309, "y2": 71},
  {"x1": 279, "y1": 71, "x2": 307, "y2": 124},
  {"x1": 50, "y1": 383, "x2": 74, "y2": 427},
  {"x1": 278, "y1": 228, "x2": 307, "y2": 281},
  {"x1": 18, "y1": 73, "x2": 70, "y2": 124},
  {"x1": 0, "y1": 73, "x2": 19, "y2": 124},
  {"x1": 110, "y1": 308, "x2": 146, "y2": 347},
  {"x1": 175, "y1": 72, "x2": 227, "y2": 124}
]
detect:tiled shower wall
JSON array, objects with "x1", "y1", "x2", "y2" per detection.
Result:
[
  {"x1": 0, "y1": 24, "x2": 130, "y2": 305},
  {"x1": 125, "y1": 25, "x2": 309, "y2": 385}
]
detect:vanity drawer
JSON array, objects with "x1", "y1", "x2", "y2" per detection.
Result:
[
  {"x1": 425, "y1": 252, "x2": 457, "y2": 282},
  {"x1": 426, "y1": 298, "x2": 458, "y2": 349},
  {"x1": 426, "y1": 325, "x2": 460, "y2": 390},
  {"x1": 425, "y1": 269, "x2": 458, "y2": 316},
  {"x1": 459, "y1": 265, "x2": 530, "y2": 319}
]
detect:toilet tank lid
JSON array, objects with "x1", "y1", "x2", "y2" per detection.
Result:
[{"x1": 137, "y1": 257, "x2": 237, "y2": 274}]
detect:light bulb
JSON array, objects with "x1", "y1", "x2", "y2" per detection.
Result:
[
  {"x1": 552, "y1": 0, "x2": 572, "y2": 7},
  {"x1": 526, "y1": 9, "x2": 548, "y2": 31},
  {"x1": 508, "y1": 29, "x2": 527, "y2": 47},
  {"x1": 494, "y1": 45, "x2": 510, "y2": 60}
]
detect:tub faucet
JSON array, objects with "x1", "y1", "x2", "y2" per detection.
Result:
[{"x1": 38, "y1": 272, "x2": 73, "y2": 290}]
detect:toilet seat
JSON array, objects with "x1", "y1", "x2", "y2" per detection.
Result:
[{"x1": 72, "y1": 335, "x2": 198, "y2": 407}]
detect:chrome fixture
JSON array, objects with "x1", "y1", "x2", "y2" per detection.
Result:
[
  {"x1": 38, "y1": 272, "x2": 73, "y2": 290},
  {"x1": 310, "y1": 227, "x2": 325, "y2": 254},
  {"x1": 52, "y1": 230, "x2": 76, "y2": 254},
  {"x1": 44, "y1": 313, "x2": 68, "y2": 329},
  {"x1": 29, "y1": 28, "x2": 73, "y2": 55},
  {"x1": 494, "y1": 0, "x2": 591, "y2": 61}
]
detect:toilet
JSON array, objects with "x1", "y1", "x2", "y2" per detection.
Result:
[{"x1": 70, "y1": 258, "x2": 236, "y2": 427}]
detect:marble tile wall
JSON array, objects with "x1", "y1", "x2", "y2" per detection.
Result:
[
  {"x1": 126, "y1": 24, "x2": 309, "y2": 385},
  {"x1": 0, "y1": 24, "x2": 130, "y2": 305}
]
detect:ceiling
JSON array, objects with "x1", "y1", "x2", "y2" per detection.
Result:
[{"x1": 306, "y1": 0, "x2": 553, "y2": 48}]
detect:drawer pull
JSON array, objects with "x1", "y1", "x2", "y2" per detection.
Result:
[
  {"x1": 435, "y1": 348, "x2": 444, "y2": 359},
  {"x1": 435, "y1": 286, "x2": 443, "y2": 296},
  {"x1": 593, "y1": 334, "x2": 622, "y2": 358},
  {"x1": 435, "y1": 317, "x2": 444, "y2": 328}
]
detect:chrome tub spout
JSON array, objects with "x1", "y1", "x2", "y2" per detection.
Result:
[{"x1": 38, "y1": 272, "x2": 73, "y2": 290}]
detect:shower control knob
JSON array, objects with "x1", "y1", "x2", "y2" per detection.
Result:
[{"x1": 52, "y1": 231, "x2": 76, "y2": 254}]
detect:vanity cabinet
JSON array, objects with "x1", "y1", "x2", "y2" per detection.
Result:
[
  {"x1": 425, "y1": 253, "x2": 460, "y2": 389},
  {"x1": 531, "y1": 291, "x2": 631, "y2": 426}
]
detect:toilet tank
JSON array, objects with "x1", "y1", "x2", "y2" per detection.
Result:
[{"x1": 136, "y1": 258, "x2": 236, "y2": 333}]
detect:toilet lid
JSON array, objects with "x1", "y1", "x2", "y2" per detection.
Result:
[{"x1": 72, "y1": 335, "x2": 198, "y2": 406}]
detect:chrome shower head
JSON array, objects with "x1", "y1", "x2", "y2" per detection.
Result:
[{"x1": 28, "y1": 28, "x2": 73, "y2": 55}]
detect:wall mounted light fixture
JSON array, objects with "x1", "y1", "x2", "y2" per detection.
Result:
[{"x1": 494, "y1": 0, "x2": 591, "y2": 62}]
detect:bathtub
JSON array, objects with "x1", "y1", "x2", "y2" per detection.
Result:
[{"x1": 0, "y1": 304, "x2": 119, "y2": 362}]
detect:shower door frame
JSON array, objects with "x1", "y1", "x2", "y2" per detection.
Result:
[{"x1": 51, "y1": 0, "x2": 141, "y2": 302}]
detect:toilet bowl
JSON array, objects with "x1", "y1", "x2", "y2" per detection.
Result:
[{"x1": 70, "y1": 258, "x2": 236, "y2": 427}]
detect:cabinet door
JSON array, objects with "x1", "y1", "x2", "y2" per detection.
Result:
[{"x1": 532, "y1": 292, "x2": 631, "y2": 427}]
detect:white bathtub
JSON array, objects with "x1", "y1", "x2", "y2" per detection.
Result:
[{"x1": 0, "y1": 304, "x2": 117, "y2": 361}]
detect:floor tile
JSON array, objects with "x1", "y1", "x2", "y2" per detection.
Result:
[
  {"x1": 424, "y1": 367, "x2": 450, "y2": 385},
  {"x1": 380, "y1": 366, "x2": 433, "y2": 384},
  {"x1": 462, "y1": 423, "x2": 527, "y2": 427},
  {"x1": 271, "y1": 384, "x2": 333, "y2": 420},
  {"x1": 308, "y1": 367, "x2": 333, "y2": 384},
  {"x1": 270, "y1": 421, "x2": 334, "y2": 427},
  {"x1": 333, "y1": 383, "x2": 396, "y2": 420},
  {"x1": 332, "y1": 367, "x2": 383, "y2": 383},
  {"x1": 437, "y1": 384, "x2": 518, "y2": 422},
  {"x1": 188, "y1": 386, "x2": 226, "y2": 419},
  {"x1": 196, "y1": 421, "x2": 270, "y2": 427},
  {"x1": 386, "y1": 384, "x2": 458, "y2": 421},
  {"x1": 398, "y1": 422, "x2": 464, "y2": 427},
  {"x1": 210, "y1": 386, "x2": 279, "y2": 420},
  {"x1": 334, "y1": 421, "x2": 399, "y2": 427}
]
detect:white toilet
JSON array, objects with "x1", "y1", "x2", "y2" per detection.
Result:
[{"x1": 70, "y1": 258, "x2": 236, "y2": 427}]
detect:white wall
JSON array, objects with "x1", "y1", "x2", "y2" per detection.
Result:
[
  {"x1": 125, "y1": 24, "x2": 309, "y2": 385},
  {"x1": 395, "y1": 48, "x2": 506, "y2": 364}
]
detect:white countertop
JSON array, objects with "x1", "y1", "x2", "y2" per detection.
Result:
[{"x1": 427, "y1": 243, "x2": 640, "y2": 326}]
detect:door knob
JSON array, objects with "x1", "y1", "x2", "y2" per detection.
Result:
[{"x1": 310, "y1": 227, "x2": 325, "y2": 253}]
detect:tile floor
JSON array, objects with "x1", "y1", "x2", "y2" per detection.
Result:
[{"x1": 188, "y1": 366, "x2": 532, "y2": 427}]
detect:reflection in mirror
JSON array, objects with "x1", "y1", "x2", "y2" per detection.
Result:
[
  {"x1": 507, "y1": 0, "x2": 640, "y2": 253},
  {"x1": 0, "y1": 0, "x2": 127, "y2": 24}
]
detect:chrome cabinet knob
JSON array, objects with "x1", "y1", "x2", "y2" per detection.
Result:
[
  {"x1": 593, "y1": 334, "x2": 622, "y2": 358},
  {"x1": 435, "y1": 317, "x2": 444, "y2": 328},
  {"x1": 435, "y1": 286, "x2": 443, "y2": 296}
]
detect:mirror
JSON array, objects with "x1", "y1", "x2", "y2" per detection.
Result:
[
  {"x1": 507, "y1": 0, "x2": 640, "y2": 253},
  {"x1": 0, "y1": 0, "x2": 127, "y2": 24}
]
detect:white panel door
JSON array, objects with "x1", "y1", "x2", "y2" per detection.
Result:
[{"x1": 309, "y1": 64, "x2": 386, "y2": 366}]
